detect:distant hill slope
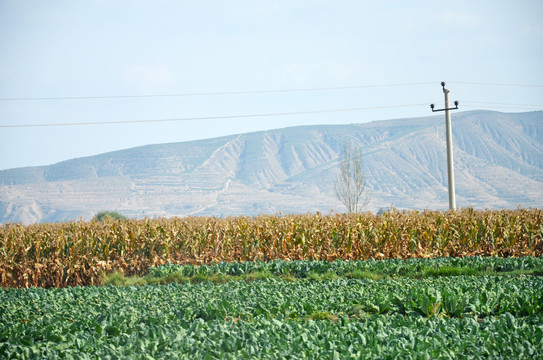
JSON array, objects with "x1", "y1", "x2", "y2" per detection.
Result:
[{"x1": 1, "y1": 110, "x2": 542, "y2": 224}]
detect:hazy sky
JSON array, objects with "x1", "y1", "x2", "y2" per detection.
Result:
[{"x1": 1, "y1": 0, "x2": 542, "y2": 170}]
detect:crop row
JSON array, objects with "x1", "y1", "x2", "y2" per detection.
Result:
[
  {"x1": 147, "y1": 256, "x2": 543, "y2": 279},
  {"x1": 2, "y1": 314, "x2": 541, "y2": 359},
  {"x1": 1, "y1": 208, "x2": 542, "y2": 288},
  {"x1": 2, "y1": 275, "x2": 542, "y2": 359}
]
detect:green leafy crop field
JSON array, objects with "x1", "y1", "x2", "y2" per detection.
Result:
[{"x1": 2, "y1": 257, "x2": 542, "y2": 359}]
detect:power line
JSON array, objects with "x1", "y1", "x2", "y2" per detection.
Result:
[
  {"x1": 0, "y1": 82, "x2": 438, "y2": 101},
  {"x1": 1, "y1": 81, "x2": 541, "y2": 102},
  {"x1": 1, "y1": 101, "x2": 540, "y2": 129},
  {"x1": 461, "y1": 102, "x2": 543, "y2": 111},
  {"x1": 0, "y1": 103, "x2": 428, "y2": 128},
  {"x1": 450, "y1": 81, "x2": 543, "y2": 88},
  {"x1": 462, "y1": 106, "x2": 543, "y2": 111},
  {"x1": 461, "y1": 101, "x2": 543, "y2": 107}
]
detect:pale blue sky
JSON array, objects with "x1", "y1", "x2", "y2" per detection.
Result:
[{"x1": 1, "y1": 0, "x2": 542, "y2": 170}]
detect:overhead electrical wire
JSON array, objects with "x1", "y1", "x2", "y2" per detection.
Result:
[
  {"x1": 461, "y1": 101, "x2": 543, "y2": 107},
  {"x1": 0, "y1": 81, "x2": 540, "y2": 102},
  {"x1": 460, "y1": 101, "x2": 543, "y2": 111},
  {"x1": 0, "y1": 103, "x2": 428, "y2": 128},
  {"x1": 1, "y1": 81, "x2": 540, "y2": 128},
  {"x1": 450, "y1": 82, "x2": 543, "y2": 88},
  {"x1": 462, "y1": 106, "x2": 543, "y2": 111},
  {"x1": 0, "y1": 82, "x2": 439, "y2": 101},
  {"x1": 1, "y1": 101, "x2": 540, "y2": 129}
]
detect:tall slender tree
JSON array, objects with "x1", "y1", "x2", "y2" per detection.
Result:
[{"x1": 334, "y1": 141, "x2": 369, "y2": 213}]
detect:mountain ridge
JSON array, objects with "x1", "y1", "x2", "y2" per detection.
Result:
[{"x1": 1, "y1": 110, "x2": 542, "y2": 224}]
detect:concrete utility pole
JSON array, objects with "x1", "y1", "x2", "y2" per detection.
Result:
[{"x1": 430, "y1": 82, "x2": 459, "y2": 210}]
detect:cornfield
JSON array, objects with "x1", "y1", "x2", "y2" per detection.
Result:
[{"x1": 1, "y1": 208, "x2": 542, "y2": 288}]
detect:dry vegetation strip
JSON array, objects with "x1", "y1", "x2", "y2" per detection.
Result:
[{"x1": 1, "y1": 208, "x2": 542, "y2": 288}]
